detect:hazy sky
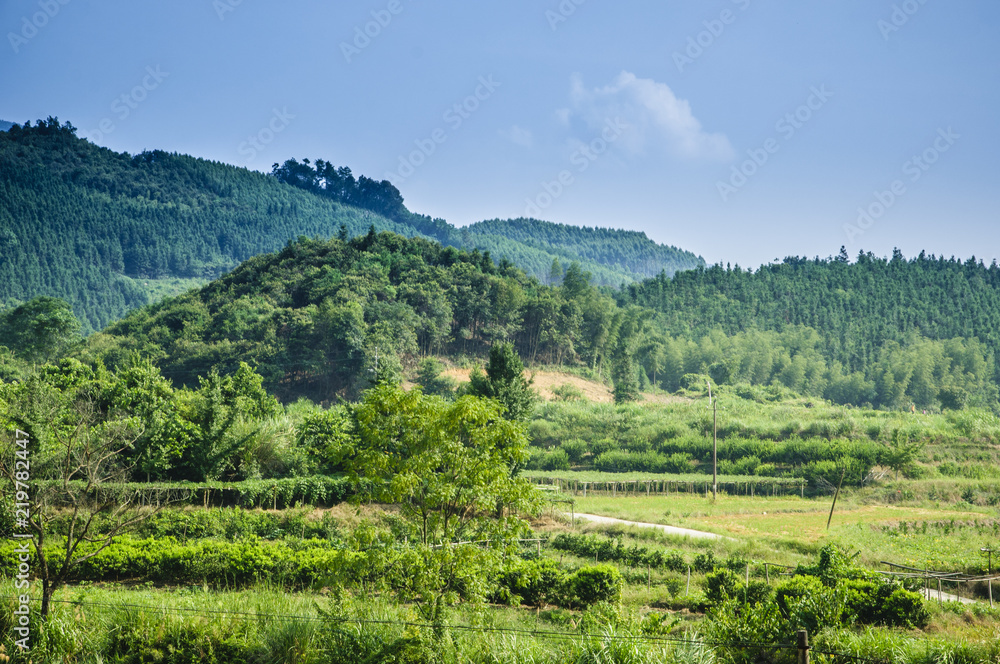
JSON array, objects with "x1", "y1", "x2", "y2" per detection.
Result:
[{"x1": 3, "y1": 0, "x2": 998, "y2": 268}]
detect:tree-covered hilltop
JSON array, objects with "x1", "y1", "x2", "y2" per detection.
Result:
[
  {"x1": 0, "y1": 120, "x2": 706, "y2": 333},
  {"x1": 79, "y1": 230, "x2": 999, "y2": 412},
  {"x1": 88, "y1": 229, "x2": 678, "y2": 402},
  {"x1": 622, "y1": 249, "x2": 1000, "y2": 406},
  {"x1": 0, "y1": 119, "x2": 415, "y2": 333},
  {"x1": 269, "y1": 158, "x2": 704, "y2": 286},
  {"x1": 465, "y1": 217, "x2": 703, "y2": 281}
]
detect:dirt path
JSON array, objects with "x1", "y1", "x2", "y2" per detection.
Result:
[
  {"x1": 572, "y1": 512, "x2": 731, "y2": 540},
  {"x1": 918, "y1": 587, "x2": 979, "y2": 605}
]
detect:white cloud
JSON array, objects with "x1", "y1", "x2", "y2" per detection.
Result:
[
  {"x1": 500, "y1": 124, "x2": 534, "y2": 148},
  {"x1": 568, "y1": 71, "x2": 734, "y2": 161}
]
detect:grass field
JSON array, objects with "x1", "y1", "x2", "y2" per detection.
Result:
[{"x1": 563, "y1": 490, "x2": 1000, "y2": 574}]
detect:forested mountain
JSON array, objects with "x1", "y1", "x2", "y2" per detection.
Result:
[
  {"x1": 269, "y1": 158, "x2": 704, "y2": 285},
  {"x1": 0, "y1": 119, "x2": 416, "y2": 332},
  {"x1": 81, "y1": 231, "x2": 1000, "y2": 413},
  {"x1": 0, "y1": 120, "x2": 13, "y2": 132},
  {"x1": 465, "y1": 218, "x2": 703, "y2": 281},
  {"x1": 622, "y1": 249, "x2": 1000, "y2": 406},
  {"x1": 0, "y1": 120, "x2": 703, "y2": 332}
]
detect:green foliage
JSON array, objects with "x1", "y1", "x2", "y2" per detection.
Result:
[
  {"x1": 466, "y1": 342, "x2": 535, "y2": 421},
  {"x1": 707, "y1": 600, "x2": 787, "y2": 664},
  {"x1": 527, "y1": 447, "x2": 570, "y2": 471},
  {"x1": 550, "y1": 382, "x2": 584, "y2": 401},
  {"x1": 347, "y1": 383, "x2": 541, "y2": 544},
  {"x1": 549, "y1": 533, "x2": 687, "y2": 572},
  {"x1": 626, "y1": 254, "x2": 1000, "y2": 410},
  {"x1": 494, "y1": 558, "x2": 567, "y2": 607},
  {"x1": 416, "y1": 358, "x2": 457, "y2": 397},
  {"x1": 703, "y1": 568, "x2": 740, "y2": 606},
  {"x1": 565, "y1": 564, "x2": 623, "y2": 607},
  {"x1": 0, "y1": 296, "x2": 80, "y2": 362}
]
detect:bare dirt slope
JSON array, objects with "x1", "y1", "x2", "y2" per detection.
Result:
[{"x1": 441, "y1": 368, "x2": 615, "y2": 403}]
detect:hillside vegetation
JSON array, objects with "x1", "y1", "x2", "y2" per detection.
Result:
[
  {"x1": 61, "y1": 227, "x2": 998, "y2": 418},
  {"x1": 0, "y1": 119, "x2": 702, "y2": 332}
]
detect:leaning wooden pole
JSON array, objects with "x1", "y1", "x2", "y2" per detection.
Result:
[{"x1": 826, "y1": 467, "x2": 846, "y2": 531}]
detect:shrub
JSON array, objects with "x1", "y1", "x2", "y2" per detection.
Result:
[
  {"x1": 881, "y1": 587, "x2": 929, "y2": 628},
  {"x1": 692, "y1": 551, "x2": 718, "y2": 573},
  {"x1": 495, "y1": 558, "x2": 567, "y2": 607},
  {"x1": 561, "y1": 438, "x2": 588, "y2": 463},
  {"x1": 567, "y1": 565, "x2": 622, "y2": 607},
  {"x1": 527, "y1": 447, "x2": 570, "y2": 471},
  {"x1": 704, "y1": 569, "x2": 740, "y2": 606},
  {"x1": 551, "y1": 383, "x2": 584, "y2": 401},
  {"x1": 840, "y1": 579, "x2": 928, "y2": 628},
  {"x1": 775, "y1": 575, "x2": 827, "y2": 618}
]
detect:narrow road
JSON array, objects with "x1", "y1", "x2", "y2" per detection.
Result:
[
  {"x1": 572, "y1": 512, "x2": 731, "y2": 540},
  {"x1": 919, "y1": 588, "x2": 979, "y2": 605}
]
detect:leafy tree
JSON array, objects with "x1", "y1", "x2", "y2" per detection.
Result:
[
  {"x1": 612, "y1": 356, "x2": 640, "y2": 404},
  {"x1": 0, "y1": 297, "x2": 80, "y2": 363},
  {"x1": 0, "y1": 360, "x2": 182, "y2": 618},
  {"x1": 884, "y1": 429, "x2": 924, "y2": 480},
  {"x1": 344, "y1": 383, "x2": 540, "y2": 545}
]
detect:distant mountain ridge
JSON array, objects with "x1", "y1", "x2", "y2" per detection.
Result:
[
  {"x1": 466, "y1": 218, "x2": 702, "y2": 281},
  {"x1": 0, "y1": 118, "x2": 704, "y2": 332},
  {"x1": 0, "y1": 120, "x2": 13, "y2": 132}
]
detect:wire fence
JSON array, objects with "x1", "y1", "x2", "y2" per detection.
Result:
[{"x1": 0, "y1": 594, "x2": 894, "y2": 663}]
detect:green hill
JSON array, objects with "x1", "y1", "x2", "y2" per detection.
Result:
[
  {"x1": 0, "y1": 118, "x2": 705, "y2": 333},
  {"x1": 464, "y1": 218, "x2": 703, "y2": 282},
  {"x1": 621, "y1": 249, "x2": 1000, "y2": 405},
  {"x1": 268, "y1": 158, "x2": 704, "y2": 286},
  {"x1": 0, "y1": 119, "x2": 416, "y2": 332}
]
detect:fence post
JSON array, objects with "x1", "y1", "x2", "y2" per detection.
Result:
[
  {"x1": 686, "y1": 565, "x2": 691, "y2": 595},
  {"x1": 989, "y1": 578, "x2": 993, "y2": 608},
  {"x1": 797, "y1": 629, "x2": 810, "y2": 664}
]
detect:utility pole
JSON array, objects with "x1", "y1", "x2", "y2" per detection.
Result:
[{"x1": 707, "y1": 380, "x2": 717, "y2": 501}]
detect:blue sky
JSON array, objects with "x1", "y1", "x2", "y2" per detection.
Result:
[{"x1": 2, "y1": 0, "x2": 998, "y2": 268}]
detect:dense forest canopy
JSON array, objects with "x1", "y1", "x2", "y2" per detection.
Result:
[
  {"x1": 72, "y1": 230, "x2": 1000, "y2": 413},
  {"x1": 0, "y1": 118, "x2": 700, "y2": 334},
  {"x1": 269, "y1": 157, "x2": 705, "y2": 285},
  {"x1": 465, "y1": 217, "x2": 702, "y2": 281},
  {"x1": 622, "y1": 249, "x2": 1000, "y2": 405},
  {"x1": 0, "y1": 119, "x2": 410, "y2": 332}
]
